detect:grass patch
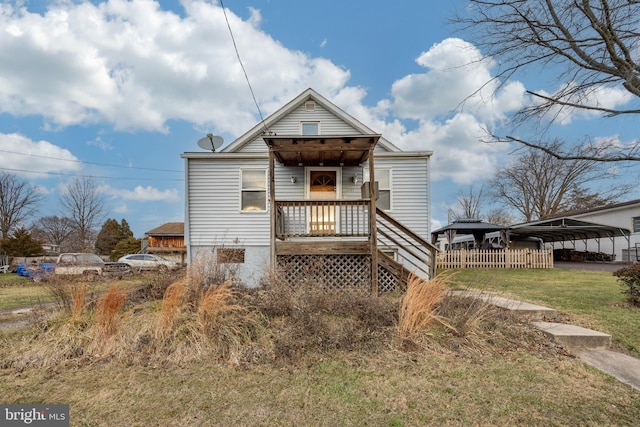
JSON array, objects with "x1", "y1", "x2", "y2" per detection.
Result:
[
  {"x1": 0, "y1": 265, "x2": 639, "y2": 425},
  {"x1": 0, "y1": 277, "x2": 51, "y2": 311},
  {"x1": 447, "y1": 268, "x2": 640, "y2": 356},
  {"x1": 0, "y1": 351, "x2": 637, "y2": 425}
]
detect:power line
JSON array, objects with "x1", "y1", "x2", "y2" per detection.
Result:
[
  {"x1": 0, "y1": 149, "x2": 183, "y2": 173},
  {"x1": 0, "y1": 166, "x2": 184, "y2": 181},
  {"x1": 219, "y1": 0, "x2": 269, "y2": 133}
]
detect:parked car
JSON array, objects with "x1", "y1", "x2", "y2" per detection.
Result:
[
  {"x1": 118, "y1": 254, "x2": 181, "y2": 272},
  {"x1": 54, "y1": 253, "x2": 130, "y2": 279}
]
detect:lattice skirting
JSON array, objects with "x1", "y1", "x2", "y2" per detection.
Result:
[{"x1": 276, "y1": 254, "x2": 402, "y2": 293}]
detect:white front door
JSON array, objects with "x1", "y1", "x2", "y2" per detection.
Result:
[{"x1": 307, "y1": 168, "x2": 340, "y2": 234}]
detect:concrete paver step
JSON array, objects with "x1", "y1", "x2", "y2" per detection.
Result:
[
  {"x1": 577, "y1": 349, "x2": 640, "y2": 391},
  {"x1": 532, "y1": 321, "x2": 612, "y2": 350},
  {"x1": 450, "y1": 290, "x2": 557, "y2": 319}
]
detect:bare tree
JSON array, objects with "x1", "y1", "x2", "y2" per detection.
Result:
[
  {"x1": 0, "y1": 172, "x2": 43, "y2": 239},
  {"x1": 59, "y1": 176, "x2": 106, "y2": 251},
  {"x1": 452, "y1": 185, "x2": 485, "y2": 220},
  {"x1": 484, "y1": 207, "x2": 515, "y2": 226},
  {"x1": 491, "y1": 141, "x2": 629, "y2": 221},
  {"x1": 453, "y1": 0, "x2": 640, "y2": 161},
  {"x1": 33, "y1": 216, "x2": 75, "y2": 252}
]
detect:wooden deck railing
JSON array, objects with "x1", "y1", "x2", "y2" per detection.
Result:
[
  {"x1": 376, "y1": 208, "x2": 439, "y2": 279},
  {"x1": 275, "y1": 200, "x2": 370, "y2": 239},
  {"x1": 437, "y1": 249, "x2": 554, "y2": 269}
]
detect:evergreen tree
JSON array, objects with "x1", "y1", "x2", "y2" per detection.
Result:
[
  {"x1": 111, "y1": 237, "x2": 142, "y2": 260},
  {"x1": 95, "y1": 219, "x2": 121, "y2": 255},
  {"x1": 119, "y1": 219, "x2": 133, "y2": 240},
  {"x1": 0, "y1": 227, "x2": 45, "y2": 257}
]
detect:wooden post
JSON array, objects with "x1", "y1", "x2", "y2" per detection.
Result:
[
  {"x1": 269, "y1": 149, "x2": 276, "y2": 275},
  {"x1": 368, "y1": 147, "x2": 378, "y2": 296}
]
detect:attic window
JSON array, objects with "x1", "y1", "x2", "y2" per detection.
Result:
[
  {"x1": 301, "y1": 121, "x2": 319, "y2": 135},
  {"x1": 305, "y1": 101, "x2": 316, "y2": 111}
]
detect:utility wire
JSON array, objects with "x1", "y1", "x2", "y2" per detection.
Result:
[
  {"x1": 0, "y1": 149, "x2": 183, "y2": 173},
  {"x1": 0, "y1": 166, "x2": 184, "y2": 181},
  {"x1": 219, "y1": 0, "x2": 269, "y2": 133}
]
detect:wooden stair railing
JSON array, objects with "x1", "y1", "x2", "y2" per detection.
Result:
[{"x1": 375, "y1": 208, "x2": 439, "y2": 284}]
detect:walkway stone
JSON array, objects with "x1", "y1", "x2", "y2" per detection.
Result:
[
  {"x1": 450, "y1": 290, "x2": 557, "y2": 319},
  {"x1": 532, "y1": 321, "x2": 612, "y2": 350},
  {"x1": 452, "y1": 289, "x2": 640, "y2": 391},
  {"x1": 577, "y1": 349, "x2": 640, "y2": 392}
]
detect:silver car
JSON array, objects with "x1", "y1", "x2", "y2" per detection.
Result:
[{"x1": 117, "y1": 254, "x2": 181, "y2": 272}]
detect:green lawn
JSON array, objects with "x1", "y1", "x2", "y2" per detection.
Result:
[
  {"x1": 447, "y1": 268, "x2": 640, "y2": 356},
  {"x1": 0, "y1": 274, "x2": 51, "y2": 311}
]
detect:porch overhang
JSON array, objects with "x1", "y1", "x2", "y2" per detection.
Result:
[{"x1": 263, "y1": 134, "x2": 381, "y2": 167}]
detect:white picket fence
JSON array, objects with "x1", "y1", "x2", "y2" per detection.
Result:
[{"x1": 437, "y1": 249, "x2": 554, "y2": 270}]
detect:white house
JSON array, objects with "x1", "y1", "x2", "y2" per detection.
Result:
[{"x1": 181, "y1": 88, "x2": 437, "y2": 291}]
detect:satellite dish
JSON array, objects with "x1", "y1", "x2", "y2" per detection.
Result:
[{"x1": 197, "y1": 134, "x2": 224, "y2": 152}]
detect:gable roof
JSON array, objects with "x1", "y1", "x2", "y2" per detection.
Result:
[
  {"x1": 554, "y1": 198, "x2": 640, "y2": 218},
  {"x1": 145, "y1": 222, "x2": 184, "y2": 236},
  {"x1": 222, "y1": 88, "x2": 401, "y2": 153}
]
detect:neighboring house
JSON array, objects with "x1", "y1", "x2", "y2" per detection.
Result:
[
  {"x1": 549, "y1": 199, "x2": 640, "y2": 262},
  {"x1": 181, "y1": 88, "x2": 437, "y2": 291},
  {"x1": 144, "y1": 222, "x2": 187, "y2": 264}
]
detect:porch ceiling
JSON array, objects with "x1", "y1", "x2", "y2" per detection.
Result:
[{"x1": 263, "y1": 134, "x2": 380, "y2": 167}]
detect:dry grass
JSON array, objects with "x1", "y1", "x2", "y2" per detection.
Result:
[
  {"x1": 94, "y1": 285, "x2": 126, "y2": 338},
  {"x1": 197, "y1": 281, "x2": 244, "y2": 332},
  {"x1": 71, "y1": 283, "x2": 86, "y2": 322},
  {"x1": 156, "y1": 278, "x2": 187, "y2": 337},
  {"x1": 397, "y1": 274, "x2": 453, "y2": 340},
  {"x1": 2, "y1": 267, "x2": 639, "y2": 425}
]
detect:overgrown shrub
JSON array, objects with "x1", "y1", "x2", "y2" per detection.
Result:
[{"x1": 613, "y1": 264, "x2": 640, "y2": 307}]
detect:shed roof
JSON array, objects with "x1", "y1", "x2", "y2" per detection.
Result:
[
  {"x1": 431, "y1": 219, "x2": 507, "y2": 244},
  {"x1": 508, "y1": 217, "x2": 629, "y2": 242},
  {"x1": 145, "y1": 222, "x2": 184, "y2": 236}
]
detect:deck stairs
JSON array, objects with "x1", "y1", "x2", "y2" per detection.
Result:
[{"x1": 375, "y1": 208, "x2": 438, "y2": 292}]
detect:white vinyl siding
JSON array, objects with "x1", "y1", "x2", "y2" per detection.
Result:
[
  {"x1": 363, "y1": 157, "x2": 430, "y2": 238},
  {"x1": 234, "y1": 102, "x2": 361, "y2": 153},
  {"x1": 363, "y1": 168, "x2": 391, "y2": 211},
  {"x1": 186, "y1": 159, "x2": 270, "y2": 247}
]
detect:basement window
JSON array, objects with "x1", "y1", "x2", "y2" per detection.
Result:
[{"x1": 217, "y1": 248, "x2": 245, "y2": 264}]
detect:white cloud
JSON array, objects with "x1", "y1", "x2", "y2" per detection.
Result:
[
  {"x1": 86, "y1": 136, "x2": 113, "y2": 151},
  {"x1": 0, "y1": 133, "x2": 80, "y2": 178},
  {"x1": 534, "y1": 83, "x2": 634, "y2": 125},
  {"x1": 396, "y1": 113, "x2": 510, "y2": 183},
  {"x1": 100, "y1": 184, "x2": 180, "y2": 202},
  {"x1": 0, "y1": 0, "x2": 351, "y2": 135},
  {"x1": 390, "y1": 38, "x2": 526, "y2": 124}
]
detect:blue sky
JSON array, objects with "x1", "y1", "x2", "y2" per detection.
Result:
[{"x1": 1, "y1": 0, "x2": 638, "y2": 238}]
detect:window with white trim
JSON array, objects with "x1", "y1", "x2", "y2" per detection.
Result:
[
  {"x1": 363, "y1": 168, "x2": 391, "y2": 210},
  {"x1": 301, "y1": 121, "x2": 319, "y2": 135},
  {"x1": 633, "y1": 216, "x2": 640, "y2": 233},
  {"x1": 240, "y1": 169, "x2": 266, "y2": 211}
]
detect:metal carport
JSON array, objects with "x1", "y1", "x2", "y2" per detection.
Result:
[{"x1": 507, "y1": 217, "x2": 631, "y2": 258}]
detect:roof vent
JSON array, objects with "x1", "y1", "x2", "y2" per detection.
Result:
[{"x1": 305, "y1": 101, "x2": 316, "y2": 112}]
